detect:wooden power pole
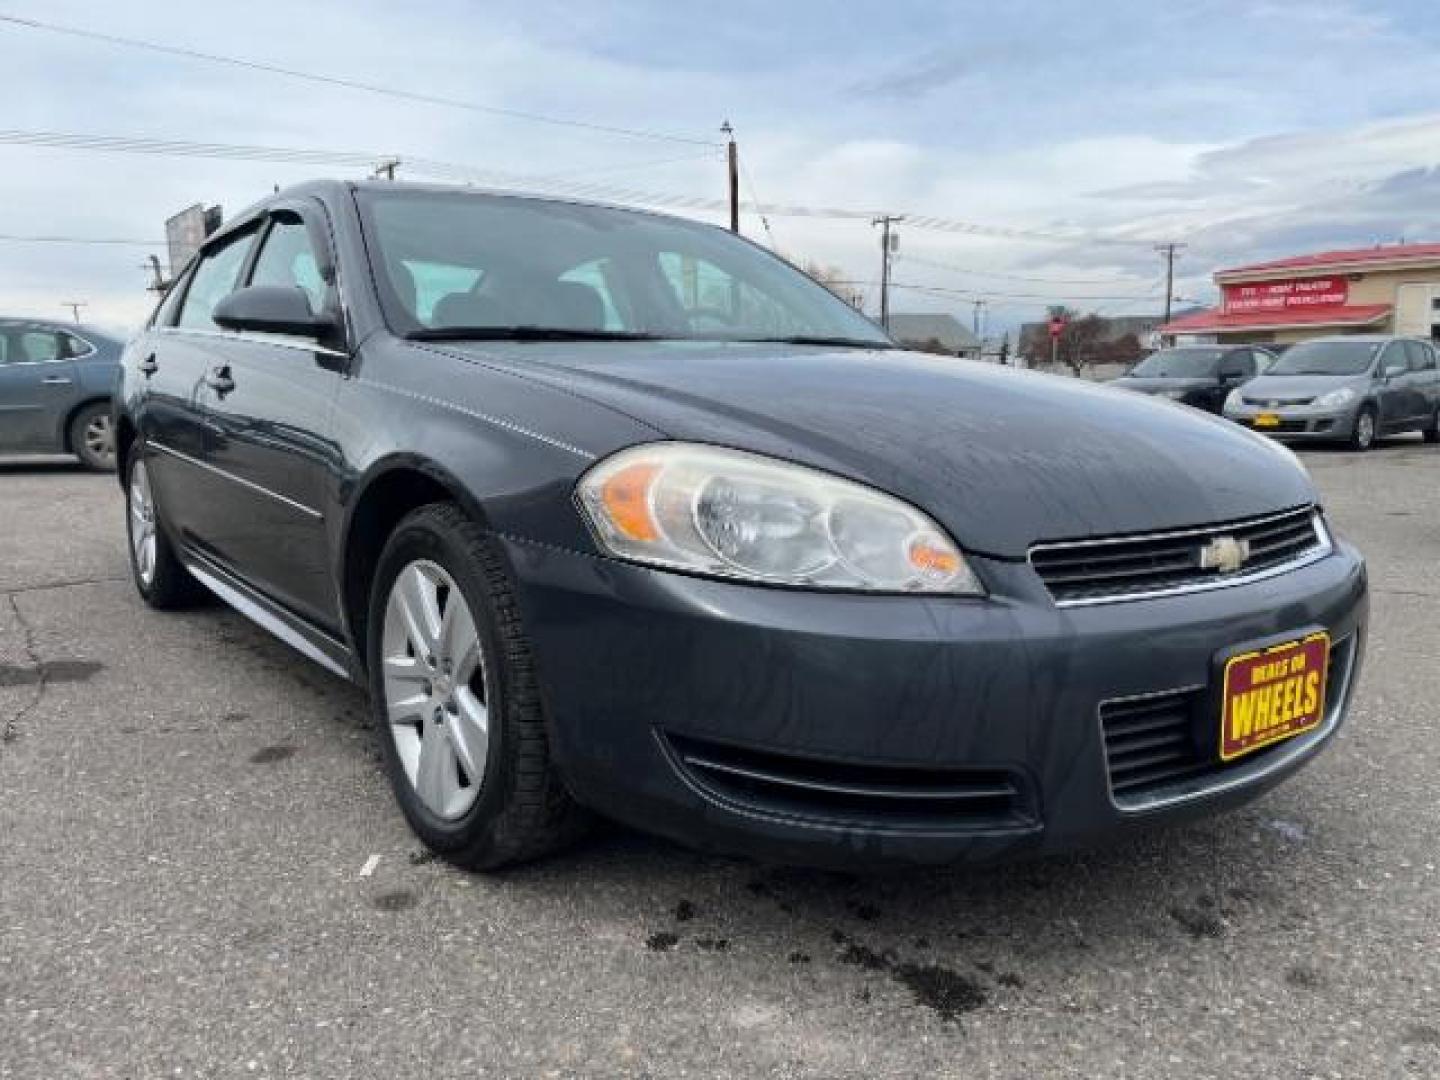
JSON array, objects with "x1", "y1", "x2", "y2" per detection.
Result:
[
  {"x1": 721, "y1": 121, "x2": 739, "y2": 233},
  {"x1": 872, "y1": 215, "x2": 903, "y2": 331}
]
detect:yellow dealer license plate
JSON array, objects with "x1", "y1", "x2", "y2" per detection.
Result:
[
  {"x1": 1253, "y1": 413, "x2": 1281, "y2": 428},
  {"x1": 1220, "y1": 632, "x2": 1330, "y2": 761}
]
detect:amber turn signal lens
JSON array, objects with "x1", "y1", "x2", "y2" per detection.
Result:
[
  {"x1": 908, "y1": 536, "x2": 960, "y2": 578},
  {"x1": 599, "y1": 463, "x2": 661, "y2": 542}
]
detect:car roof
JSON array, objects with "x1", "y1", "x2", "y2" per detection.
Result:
[
  {"x1": 0, "y1": 318, "x2": 115, "y2": 339},
  {"x1": 204, "y1": 177, "x2": 727, "y2": 250}
]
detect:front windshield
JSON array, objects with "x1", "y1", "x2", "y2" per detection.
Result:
[
  {"x1": 357, "y1": 188, "x2": 893, "y2": 346},
  {"x1": 1267, "y1": 340, "x2": 1381, "y2": 376},
  {"x1": 1129, "y1": 348, "x2": 1224, "y2": 378}
]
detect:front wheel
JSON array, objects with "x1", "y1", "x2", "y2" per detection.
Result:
[
  {"x1": 70, "y1": 402, "x2": 117, "y2": 471},
  {"x1": 1349, "y1": 406, "x2": 1377, "y2": 452},
  {"x1": 366, "y1": 503, "x2": 588, "y2": 869},
  {"x1": 1423, "y1": 406, "x2": 1439, "y2": 444}
]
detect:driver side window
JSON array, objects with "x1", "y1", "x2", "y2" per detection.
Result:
[
  {"x1": 249, "y1": 217, "x2": 330, "y2": 313},
  {"x1": 178, "y1": 229, "x2": 258, "y2": 330}
]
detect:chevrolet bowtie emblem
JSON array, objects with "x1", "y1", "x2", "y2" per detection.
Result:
[{"x1": 1199, "y1": 535, "x2": 1251, "y2": 575}]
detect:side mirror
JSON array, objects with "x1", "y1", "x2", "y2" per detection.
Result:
[
  {"x1": 213, "y1": 285, "x2": 333, "y2": 338},
  {"x1": 1381, "y1": 361, "x2": 1406, "y2": 380}
]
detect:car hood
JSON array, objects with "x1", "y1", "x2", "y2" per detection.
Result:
[
  {"x1": 1111, "y1": 376, "x2": 1216, "y2": 394},
  {"x1": 1240, "y1": 373, "x2": 1365, "y2": 401},
  {"x1": 443, "y1": 341, "x2": 1317, "y2": 559}
]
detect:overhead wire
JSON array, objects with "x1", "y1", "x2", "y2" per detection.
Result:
[{"x1": 0, "y1": 12, "x2": 717, "y2": 147}]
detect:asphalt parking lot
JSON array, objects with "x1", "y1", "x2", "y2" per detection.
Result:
[{"x1": 1, "y1": 440, "x2": 1437, "y2": 1079}]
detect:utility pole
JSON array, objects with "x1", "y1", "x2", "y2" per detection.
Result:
[
  {"x1": 61, "y1": 301, "x2": 86, "y2": 323},
  {"x1": 721, "y1": 121, "x2": 739, "y2": 233},
  {"x1": 372, "y1": 158, "x2": 401, "y2": 181},
  {"x1": 1156, "y1": 242, "x2": 1185, "y2": 324},
  {"x1": 872, "y1": 214, "x2": 903, "y2": 331},
  {"x1": 972, "y1": 299, "x2": 988, "y2": 338}
]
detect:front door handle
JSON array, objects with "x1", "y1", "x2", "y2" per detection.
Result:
[
  {"x1": 139, "y1": 353, "x2": 159, "y2": 377},
  {"x1": 205, "y1": 366, "x2": 235, "y2": 394},
  {"x1": 41, "y1": 376, "x2": 73, "y2": 386}
]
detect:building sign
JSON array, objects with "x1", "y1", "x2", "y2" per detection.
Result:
[
  {"x1": 164, "y1": 203, "x2": 223, "y2": 279},
  {"x1": 1223, "y1": 276, "x2": 1349, "y2": 314}
]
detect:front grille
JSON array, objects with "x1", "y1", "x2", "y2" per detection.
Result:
[
  {"x1": 1244, "y1": 396, "x2": 1315, "y2": 407},
  {"x1": 1030, "y1": 506, "x2": 1326, "y2": 605},
  {"x1": 664, "y1": 732, "x2": 1034, "y2": 830},
  {"x1": 1101, "y1": 635, "x2": 1353, "y2": 808}
]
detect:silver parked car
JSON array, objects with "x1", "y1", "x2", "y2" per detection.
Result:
[
  {"x1": 0, "y1": 318, "x2": 124, "y2": 469},
  {"x1": 1223, "y1": 335, "x2": 1440, "y2": 451}
]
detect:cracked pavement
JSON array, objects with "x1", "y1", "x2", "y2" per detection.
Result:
[{"x1": 0, "y1": 443, "x2": 1438, "y2": 1079}]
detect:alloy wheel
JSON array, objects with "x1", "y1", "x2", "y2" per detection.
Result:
[
  {"x1": 128, "y1": 460, "x2": 157, "y2": 586},
  {"x1": 84, "y1": 413, "x2": 116, "y2": 468},
  {"x1": 381, "y1": 560, "x2": 489, "y2": 820}
]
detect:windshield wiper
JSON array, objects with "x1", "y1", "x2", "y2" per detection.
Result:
[
  {"x1": 729, "y1": 335, "x2": 895, "y2": 349},
  {"x1": 407, "y1": 326, "x2": 665, "y2": 342}
]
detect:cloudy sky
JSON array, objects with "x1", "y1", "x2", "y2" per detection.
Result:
[{"x1": 4, "y1": 0, "x2": 1440, "y2": 334}]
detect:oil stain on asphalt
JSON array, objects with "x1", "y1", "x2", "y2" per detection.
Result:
[
  {"x1": 371, "y1": 890, "x2": 418, "y2": 913},
  {"x1": 0, "y1": 659, "x2": 103, "y2": 686},
  {"x1": 249, "y1": 745, "x2": 297, "y2": 765}
]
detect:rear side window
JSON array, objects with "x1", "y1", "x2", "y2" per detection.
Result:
[
  {"x1": 1406, "y1": 340, "x2": 1435, "y2": 371},
  {"x1": 249, "y1": 218, "x2": 329, "y2": 312},
  {"x1": 178, "y1": 229, "x2": 258, "y2": 330},
  {"x1": 59, "y1": 332, "x2": 95, "y2": 359},
  {"x1": 152, "y1": 266, "x2": 193, "y2": 328},
  {"x1": 0, "y1": 330, "x2": 63, "y2": 363}
]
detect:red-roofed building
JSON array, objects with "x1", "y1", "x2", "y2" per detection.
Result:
[{"x1": 1159, "y1": 243, "x2": 1440, "y2": 346}]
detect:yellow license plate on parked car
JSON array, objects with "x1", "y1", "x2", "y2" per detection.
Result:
[
  {"x1": 1253, "y1": 413, "x2": 1281, "y2": 428},
  {"x1": 1220, "y1": 632, "x2": 1330, "y2": 762}
]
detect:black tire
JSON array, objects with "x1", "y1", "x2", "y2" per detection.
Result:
[
  {"x1": 124, "y1": 445, "x2": 207, "y2": 609},
  {"x1": 366, "y1": 502, "x2": 588, "y2": 870},
  {"x1": 70, "y1": 401, "x2": 117, "y2": 471},
  {"x1": 1348, "y1": 405, "x2": 1377, "y2": 452},
  {"x1": 1424, "y1": 406, "x2": 1439, "y2": 444}
]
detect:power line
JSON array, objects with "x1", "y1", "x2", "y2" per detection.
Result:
[
  {"x1": 0, "y1": 126, "x2": 1174, "y2": 250},
  {"x1": 0, "y1": 232, "x2": 163, "y2": 246},
  {"x1": 897, "y1": 252, "x2": 1152, "y2": 287},
  {"x1": 0, "y1": 11, "x2": 716, "y2": 147}
]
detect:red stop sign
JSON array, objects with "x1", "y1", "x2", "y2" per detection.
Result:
[{"x1": 1048, "y1": 317, "x2": 1066, "y2": 338}]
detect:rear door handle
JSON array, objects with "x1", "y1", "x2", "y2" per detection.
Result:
[
  {"x1": 139, "y1": 353, "x2": 159, "y2": 376},
  {"x1": 205, "y1": 366, "x2": 235, "y2": 394},
  {"x1": 41, "y1": 376, "x2": 73, "y2": 385}
]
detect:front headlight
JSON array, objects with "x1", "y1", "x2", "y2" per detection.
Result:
[
  {"x1": 576, "y1": 443, "x2": 983, "y2": 594},
  {"x1": 1315, "y1": 387, "x2": 1356, "y2": 409},
  {"x1": 1223, "y1": 388, "x2": 1245, "y2": 412}
]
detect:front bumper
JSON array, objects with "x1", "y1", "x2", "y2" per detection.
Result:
[
  {"x1": 1224, "y1": 404, "x2": 1358, "y2": 440},
  {"x1": 503, "y1": 536, "x2": 1368, "y2": 868}
]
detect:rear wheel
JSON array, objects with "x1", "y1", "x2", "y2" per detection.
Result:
[
  {"x1": 366, "y1": 503, "x2": 588, "y2": 869},
  {"x1": 1349, "y1": 406, "x2": 1377, "y2": 452},
  {"x1": 70, "y1": 402, "x2": 116, "y2": 471},
  {"x1": 1423, "y1": 406, "x2": 1439, "y2": 444},
  {"x1": 125, "y1": 449, "x2": 206, "y2": 609}
]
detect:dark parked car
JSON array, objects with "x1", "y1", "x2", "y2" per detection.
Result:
[
  {"x1": 1223, "y1": 335, "x2": 1440, "y2": 451},
  {"x1": 116, "y1": 182, "x2": 1368, "y2": 869},
  {"x1": 1112, "y1": 344, "x2": 1274, "y2": 414},
  {"x1": 0, "y1": 317, "x2": 123, "y2": 468}
]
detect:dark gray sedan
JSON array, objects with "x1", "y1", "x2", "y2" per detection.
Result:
[
  {"x1": 1224, "y1": 335, "x2": 1440, "y2": 451},
  {"x1": 114, "y1": 181, "x2": 1368, "y2": 869},
  {"x1": 0, "y1": 317, "x2": 124, "y2": 469},
  {"x1": 1112, "y1": 344, "x2": 1272, "y2": 414}
]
